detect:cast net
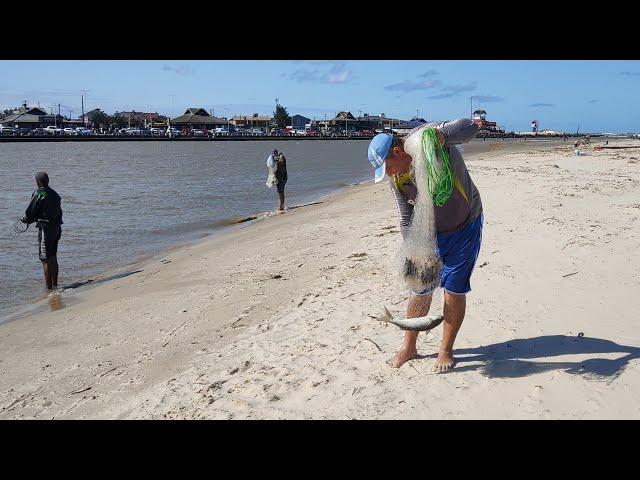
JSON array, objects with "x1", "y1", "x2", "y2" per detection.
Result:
[{"x1": 397, "y1": 127, "x2": 449, "y2": 292}]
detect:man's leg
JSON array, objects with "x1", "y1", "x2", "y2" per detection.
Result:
[
  {"x1": 50, "y1": 255, "x2": 59, "y2": 288},
  {"x1": 41, "y1": 260, "x2": 53, "y2": 290},
  {"x1": 388, "y1": 293, "x2": 432, "y2": 368},
  {"x1": 433, "y1": 291, "x2": 466, "y2": 373},
  {"x1": 278, "y1": 190, "x2": 285, "y2": 210}
]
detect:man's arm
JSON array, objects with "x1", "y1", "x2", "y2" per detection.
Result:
[
  {"x1": 22, "y1": 191, "x2": 40, "y2": 224},
  {"x1": 389, "y1": 179, "x2": 413, "y2": 239},
  {"x1": 433, "y1": 118, "x2": 479, "y2": 146}
]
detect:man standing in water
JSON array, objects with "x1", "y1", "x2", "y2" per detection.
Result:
[
  {"x1": 21, "y1": 172, "x2": 63, "y2": 291},
  {"x1": 267, "y1": 149, "x2": 288, "y2": 210},
  {"x1": 367, "y1": 119, "x2": 483, "y2": 373}
]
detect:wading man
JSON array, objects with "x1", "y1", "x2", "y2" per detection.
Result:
[
  {"x1": 267, "y1": 149, "x2": 288, "y2": 210},
  {"x1": 367, "y1": 119, "x2": 483, "y2": 373},
  {"x1": 21, "y1": 172, "x2": 63, "y2": 291}
]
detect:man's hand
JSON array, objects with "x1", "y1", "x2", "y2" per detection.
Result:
[
  {"x1": 435, "y1": 129, "x2": 446, "y2": 145},
  {"x1": 20, "y1": 216, "x2": 28, "y2": 224}
]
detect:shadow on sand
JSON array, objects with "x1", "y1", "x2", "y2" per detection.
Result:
[{"x1": 443, "y1": 335, "x2": 640, "y2": 381}]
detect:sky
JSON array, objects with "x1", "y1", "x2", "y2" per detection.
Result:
[{"x1": 1, "y1": 60, "x2": 639, "y2": 133}]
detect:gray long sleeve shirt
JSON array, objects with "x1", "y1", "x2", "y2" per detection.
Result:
[{"x1": 390, "y1": 118, "x2": 482, "y2": 236}]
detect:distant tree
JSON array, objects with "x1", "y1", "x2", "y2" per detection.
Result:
[
  {"x1": 91, "y1": 110, "x2": 111, "y2": 128},
  {"x1": 273, "y1": 104, "x2": 291, "y2": 128},
  {"x1": 111, "y1": 115, "x2": 127, "y2": 129}
]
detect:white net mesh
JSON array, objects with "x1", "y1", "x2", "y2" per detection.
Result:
[
  {"x1": 397, "y1": 127, "x2": 443, "y2": 292},
  {"x1": 265, "y1": 156, "x2": 277, "y2": 188}
]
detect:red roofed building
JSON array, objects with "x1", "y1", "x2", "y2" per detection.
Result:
[{"x1": 472, "y1": 109, "x2": 499, "y2": 131}]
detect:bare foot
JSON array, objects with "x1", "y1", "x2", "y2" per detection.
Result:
[
  {"x1": 386, "y1": 346, "x2": 418, "y2": 368},
  {"x1": 432, "y1": 350, "x2": 455, "y2": 374}
]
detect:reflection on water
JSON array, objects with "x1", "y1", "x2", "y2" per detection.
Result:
[{"x1": 48, "y1": 293, "x2": 65, "y2": 312}]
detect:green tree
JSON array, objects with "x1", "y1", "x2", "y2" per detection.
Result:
[
  {"x1": 273, "y1": 103, "x2": 291, "y2": 128},
  {"x1": 111, "y1": 115, "x2": 127, "y2": 129},
  {"x1": 91, "y1": 110, "x2": 111, "y2": 128}
]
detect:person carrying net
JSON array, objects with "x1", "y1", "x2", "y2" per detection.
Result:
[
  {"x1": 366, "y1": 118, "x2": 483, "y2": 373},
  {"x1": 266, "y1": 149, "x2": 288, "y2": 211}
]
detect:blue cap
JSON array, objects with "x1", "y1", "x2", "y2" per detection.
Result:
[{"x1": 367, "y1": 133, "x2": 393, "y2": 183}]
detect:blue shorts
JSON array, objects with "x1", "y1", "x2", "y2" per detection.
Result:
[{"x1": 413, "y1": 213, "x2": 483, "y2": 296}]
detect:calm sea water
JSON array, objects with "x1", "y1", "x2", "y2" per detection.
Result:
[{"x1": 0, "y1": 140, "x2": 377, "y2": 316}]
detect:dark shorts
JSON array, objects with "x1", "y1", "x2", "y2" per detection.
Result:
[
  {"x1": 38, "y1": 225, "x2": 61, "y2": 261},
  {"x1": 276, "y1": 180, "x2": 286, "y2": 193}
]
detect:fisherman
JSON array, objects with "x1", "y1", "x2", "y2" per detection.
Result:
[
  {"x1": 367, "y1": 119, "x2": 483, "y2": 373},
  {"x1": 267, "y1": 149, "x2": 288, "y2": 211},
  {"x1": 20, "y1": 172, "x2": 63, "y2": 291}
]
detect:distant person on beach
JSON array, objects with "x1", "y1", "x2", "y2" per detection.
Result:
[
  {"x1": 266, "y1": 149, "x2": 288, "y2": 210},
  {"x1": 20, "y1": 172, "x2": 63, "y2": 291},
  {"x1": 367, "y1": 119, "x2": 483, "y2": 373}
]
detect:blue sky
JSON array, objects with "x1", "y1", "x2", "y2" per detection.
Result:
[{"x1": 1, "y1": 60, "x2": 639, "y2": 132}]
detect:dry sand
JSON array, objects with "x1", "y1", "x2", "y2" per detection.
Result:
[{"x1": 1, "y1": 139, "x2": 639, "y2": 419}]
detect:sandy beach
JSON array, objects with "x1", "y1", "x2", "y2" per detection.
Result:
[{"x1": 1, "y1": 139, "x2": 639, "y2": 419}]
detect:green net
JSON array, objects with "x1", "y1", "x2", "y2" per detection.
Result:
[{"x1": 421, "y1": 128, "x2": 453, "y2": 207}]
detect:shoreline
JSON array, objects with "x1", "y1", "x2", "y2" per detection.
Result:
[
  {"x1": 0, "y1": 178, "x2": 370, "y2": 325},
  {"x1": 0, "y1": 135, "x2": 621, "y2": 144},
  {"x1": 1, "y1": 138, "x2": 638, "y2": 419}
]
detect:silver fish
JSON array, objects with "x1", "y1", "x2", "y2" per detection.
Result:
[{"x1": 377, "y1": 306, "x2": 444, "y2": 332}]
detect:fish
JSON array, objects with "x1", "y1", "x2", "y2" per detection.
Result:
[{"x1": 377, "y1": 306, "x2": 444, "y2": 332}]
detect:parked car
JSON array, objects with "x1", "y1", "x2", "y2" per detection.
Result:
[
  {"x1": 213, "y1": 127, "x2": 230, "y2": 136},
  {"x1": 31, "y1": 127, "x2": 46, "y2": 136},
  {"x1": 63, "y1": 128, "x2": 77, "y2": 135},
  {"x1": 149, "y1": 127, "x2": 164, "y2": 136},
  {"x1": 191, "y1": 129, "x2": 205, "y2": 137},
  {"x1": 75, "y1": 127, "x2": 92, "y2": 136},
  {"x1": 0, "y1": 125, "x2": 16, "y2": 135},
  {"x1": 44, "y1": 126, "x2": 64, "y2": 135},
  {"x1": 165, "y1": 127, "x2": 181, "y2": 137}
]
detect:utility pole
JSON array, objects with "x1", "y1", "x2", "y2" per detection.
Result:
[
  {"x1": 168, "y1": 94, "x2": 175, "y2": 118},
  {"x1": 81, "y1": 89, "x2": 89, "y2": 126}
]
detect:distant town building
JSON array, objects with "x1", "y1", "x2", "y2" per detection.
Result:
[
  {"x1": 170, "y1": 108, "x2": 227, "y2": 130},
  {"x1": 231, "y1": 114, "x2": 271, "y2": 131},
  {"x1": 472, "y1": 109, "x2": 500, "y2": 132},
  {"x1": 291, "y1": 114, "x2": 311, "y2": 129},
  {"x1": 332, "y1": 111, "x2": 360, "y2": 132},
  {"x1": 356, "y1": 113, "x2": 404, "y2": 132},
  {"x1": 0, "y1": 104, "x2": 61, "y2": 130},
  {"x1": 393, "y1": 117, "x2": 427, "y2": 135}
]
